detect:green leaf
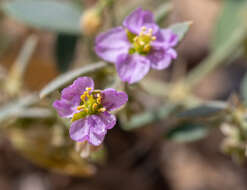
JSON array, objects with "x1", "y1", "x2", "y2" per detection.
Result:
[
  {"x1": 185, "y1": 27, "x2": 246, "y2": 88},
  {"x1": 212, "y1": 0, "x2": 247, "y2": 50},
  {"x1": 16, "y1": 108, "x2": 53, "y2": 119},
  {"x1": 177, "y1": 102, "x2": 227, "y2": 118},
  {"x1": 121, "y1": 104, "x2": 177, "y2": 130},
  {"x1": 55, "y1": 34, "x2": 79, "y2": 72},
  {"x1": 169, "y1": 21, "x2": 192, "y2": 43},
  {"x1": 0, "y1": 94, "x2": 38, "y2": 123},
  {"x1": 5, "y1": 35, "x2": 38, "y2": 95},
  {"x1": 40, "y1": 62, "x2": 107, "y2": 98},
  {"x1": 240, "y1": 73, "x2": 247, "y2": 104},
  {"x1": 2, "y1": 0, "x2": 82, "y2": 35},
  {"x1": 165, "y1": 123, "x2": 209, "y2": 143}
]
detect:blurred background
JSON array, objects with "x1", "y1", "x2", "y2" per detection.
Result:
[{"x1": 1, "y1": 0, "x2": 247, "y2": 190}]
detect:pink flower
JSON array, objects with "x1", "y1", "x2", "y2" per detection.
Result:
[
  {"x1": 95, "y1": 8, "x2": 178, "y2": 84},
  {"x1": 53, "y1": 77, "x2": 128, "y2": 146}
]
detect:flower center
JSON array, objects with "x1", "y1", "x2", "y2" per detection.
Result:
[
  {"x1": 72, "y1": 87, "x2": 106, "y2": 122},
  {"x1": 127, "y1": 26, "x2": 156, "y2": 55}
]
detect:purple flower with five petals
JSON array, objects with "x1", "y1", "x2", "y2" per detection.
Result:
[
  {"x1": 95, "y1": 8, "x2": 178, "y2": 84},
  {"x1": 53, "y1": 77, "x2": 128, "y2": 146}
]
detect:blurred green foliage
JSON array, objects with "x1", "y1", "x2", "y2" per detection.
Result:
[
  {"x1": 1, "y1": 0, "x2": 247, "y2": 175},
  {"x1": 165, "y1": 123, "x2": 209, "y2": 143},
  {"x1": 2, "y1": 0, "x2": 82, "y2": 34}
]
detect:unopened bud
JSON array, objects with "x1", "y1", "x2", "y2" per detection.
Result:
[
  {"x1": 75, "y1": 141, "x2": 103, "y2": 159},
  {"x1": 80, "y1": 8, "x2": 102, "y2": 36}
]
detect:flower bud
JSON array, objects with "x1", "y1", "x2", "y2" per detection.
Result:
[
  {"x1": 80, "y1": 8, "x2": 102, "y2": 36},
  {"x1": 75, "y1": 141, "x2": 103, "y2": 159}
]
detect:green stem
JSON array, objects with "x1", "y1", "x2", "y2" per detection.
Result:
[
  {"x1": 185, "y1": 27, "x2": 246, "y2": 89},
  {"x1": 154, "y1": 2, "x2": 173, "y2": 24},
  {"x1": 122, "y1": 103, "x2": 177, "y2": 130}
]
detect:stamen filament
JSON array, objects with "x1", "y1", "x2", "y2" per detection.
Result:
[
  {"x1": 74, "y1": 87, "x2": 106, "y2": 121},
  {"x1": 127, "y1": 26, "x2": 156, "y2": 55}
]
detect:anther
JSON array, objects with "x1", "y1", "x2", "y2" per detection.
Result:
[
  {"x1": 143, "y1": 44, "x2": 151, "y2": 52},
  {"x1": 81, "y1": 94, "x2": 86, "y2": 101},
  {"x1": 92, "y1": 103, "x2": 98, "y2": 111},
  {"x1": 99, "y1": 107, "x2": 106, "y2": 112},
  {"x1": 97, "y1": 97, "x2": 101, "y2": 104},
  {"x1": 94, "y1": 90, "x2": 101, "y2": 93},
  {"x1": 77, "y1": 105, "x2": 85, "y2": 110},
  {"x1": 139, "y1": 41, "x2": 145, "y2": 46},
  {"x1": 141, "y1": 26, "x2": 147, "y2": 31}
]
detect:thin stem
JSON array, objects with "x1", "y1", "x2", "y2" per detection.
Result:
[
  {"x1": 5, "y1": 35, "x2": 38, "y2": 95},
  {"x1": 154, "y1": 2, "x2": 173, "y2": 24},
  {"x1": 185, "y1": 27, "x2": 246, "y2": 90}
]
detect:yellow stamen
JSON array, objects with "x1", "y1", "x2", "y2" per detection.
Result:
[
  {"x1": 74, "y1": 88, "x2": 106, "y2": 122},
  {"x1": 97, "y1": 97, "x2": 102, "y2": 104},
  {"x1": 139, "y1": 41, "x2": 145, "y2": 46},
  {"x1": 141, "y1": 26, "x2": 147, "y2": 31},
  {"x1": 143, "y1": 44, "x2": 151, "y2": 52},
  {"x1": 81, "y1": 94, "x2": 86, "y2": 101},
  {"x1": 77, "y1": 105, "x2": 85, "y2": 110},
  {"x1": 92, "y1": 103, "x2": 98, "y2": 111},
  {"x1": 98, "y1": 107, "x2": 106, "y2": 112},
  {"x1": 128, "y1": 26, "x2": 157, "y2": 55}
]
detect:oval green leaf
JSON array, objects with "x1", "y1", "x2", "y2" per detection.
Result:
[
  {"x1": 177, "y1": 102, "x2": 227, "y2": 118},
  {"x1": 169, "y1": 21, "x2": 192, "y2": 43},
  {"x1": 212, "y1": 0, "x2": 247, "y2": 50},
  {"x1": 2, "y1": 0, "x2": 82, "y2": 35},
  {"x1": 165, "y1": 123, "x2": 209, "y2": 143},
  {"x1": 121, "y1": 104, "x2": 177, "y2": 130}
]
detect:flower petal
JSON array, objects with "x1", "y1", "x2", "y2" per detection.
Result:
[
  {"x1": 123, "y1": 8, "x2": 158, "y2": 34},
  {"x1": 95, "y1": 26, "x2": 130, "y2": 63},
  {"x1": 99, "y1": 112, "x2": 117, "y2": 130},
  {"x1": 91, "y1": 112, "x2": 117, "y2": 131},
  {"x1": 160, "y1": 29, "x2": 179, "y2": 47},
  {"x1": 53, "y1": 77, "x2": 94, "y2": 118},
  {"x1": 70, "y1": 118, "x2": 90, "y2": 142},
  {"x1": 61, "y1": 77, "x2": 94, "y2": 102},
  {"x1": 53, "y1": 99, "x2": 78, "y2": 118},
  {"x1": 101, "y1": 88, "x2": 128, "y2": 111},
  {"x1": 87, "y1": 113, "x2": 116, "y2": 146},
  {"x1": 167, "y1": 48, "x2": 177, "y2": 59},
  {"x1": 116, "y1": 54, "x2": 150, "y2": 84},
  {"x1": 89, "y1": 131, "x2": 105, "y2": 146},
  {"x1": 88, "y1": 115, "x2": 107, "y2": 136},
  {"x1": 148, "y1": 48, "x2": 172, "y2": 70}
]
